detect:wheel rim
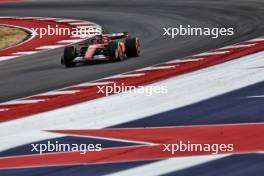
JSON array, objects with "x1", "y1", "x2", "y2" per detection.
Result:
[
  {"x1": 136, "y1": 39, "x2": 140, "y2": 54},
  {"x1": 115, "y1": 49, "x2": 119, "y2": 59}
]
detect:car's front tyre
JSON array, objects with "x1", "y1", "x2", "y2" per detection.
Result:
[
  {"x1": 63, "y1": 46, "x2": 77, "y2": 68},
  {"x1": 125, "y1": 37, "x2": 140, "y2": 57}
]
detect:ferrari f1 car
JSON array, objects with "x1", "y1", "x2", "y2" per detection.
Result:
[{"x1": 61, "y1": 32, "x2": 140, "y2": 67}]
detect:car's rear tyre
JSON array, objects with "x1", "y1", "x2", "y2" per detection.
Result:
[
  {"x1": 108, "y1": 41, "x2": 124, "y2": 61},
  {"x1": 63, "y1": 46, "x2": 76, "y2": 67},
  {"x1": 125, "y1": 37, "x2": 140, "y2": 57}
]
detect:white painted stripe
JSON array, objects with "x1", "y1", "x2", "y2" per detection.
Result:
[
  {"x1": 220, "y1": 44, "x2": 256, "y2": 50},
  {"x1": 76, "y1": 26, "x2": 95, "y2": 29},
  {"x1": 0, "y1": 17, "x2": 13, "y2": 18},
  {"x1": 0, "y1": 56, "x2": 18, "y2": 61},
  {"x1": 70, "y1": 36, "x2": 83, "y2": 39},
  {"x1": 12, "y1": 51, "x2": 39, "y2": 55},
  {"x1": 72, "y1": 32, "x2": 91, "y2": 35},
  {"x1": 71, "y1": 34, "x2": 95, "y2": 38},
  {"x1": 194, "y1": 51, "x2": 229, "y2": 57},
  {"x1": 106, "y1": 73, "x2": 145, "y2": 79},
  {"x1": 39, "y1": 90, "x2": 80, "y2": 96},
  {"x1": 1, "y1": 99, "x2": 45, "y2": 105},
  {"x1": 58, "y1": 39, "x2": 84, "y2": 43},
  {"x1": 166, "y1": 58, "x2": 204, "y2": 64},
  {"x1": 1, "y1": 50, "x2": 264, "y2": 152},
  {"x1": 0, "y1": 109, "x2": 9, "y2": 112},
  {"x1": 104, "y1": 154, "x2": 230, "y2": 176},
  {"x1": 69, "y1": 22, "x2": 94, "y2": 25},
  {"x1": 55, "y1": 19, "x2": 80, "y2": 22},
  {"x1": 248, "y1": 38, "x2": 264, "y2": 42},
  {"x1": 15, "y1": 17, "x2": 42, "y2": 20},
  {"x1": 136, "y1": 65, "x2": 176, "y2": 71},
  {"x1": 76, "y1": 82, "x2": 114, "y2": 87},
  {"x1": 246, "y1": 95, "x2": 264, "y2": 98},
  {"x1": 36, "y1": 18, "x2": 59, "y2": 21},
  {"x1": 36, "y1": 45, "x2": 65, "y2": 50}
]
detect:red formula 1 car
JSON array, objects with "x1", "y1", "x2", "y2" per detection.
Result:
[{"x1": 61, "y1": 32, "x2": 140, "y2": 67}]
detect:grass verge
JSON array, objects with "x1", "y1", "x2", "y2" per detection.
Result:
[{"x1": 0, "y1": 25, "x2": 29, "y2": 50}]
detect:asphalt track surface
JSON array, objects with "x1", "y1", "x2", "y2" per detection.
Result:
[{"x1": 1, "y1": 0, "x2": 264, "y2": 102}]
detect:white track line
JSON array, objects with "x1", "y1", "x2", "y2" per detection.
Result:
[
  {"x1": 69, "y1": 22, "x2": 94, "y2": 25},
  {"x1": 36, "y1": 18, "x2": 59, "y2": 21},
  {"x1": 76, "y1": 25, "x2": 95, "y2": 28},
  {"x1": 39, "y1": 90, "x2": 80, "y2": 96},
  {"x1": 55, "y1": 19, "x2": 81, "y2": 22},
  {"x1": 12, "y1": 51, "x2": 39, "y2": 55},
  {"x1": 220, "y1": 44, "x2": 256, "y2": 50},
  {"x1": 0, "y1": 109, "x2": 9, "y2": 112},
  {"x1": 76, "y1": 82, "x2": 114, "y2": 87},
  {"x1": 36, "y1": 45, "x2": 65, "y2": 50},
  {"x1": 248, "y1": 38, "x2": 264, "y2": 42},
  {"x1": 58, "y1": 39, "x2": 84, "y2": 43},
  {"x1": 166, "y1": 58, "x2": 204, "y2": 64},
  {"x1": 1, "y1": 99, "x2": 45, "y2": 105},
  {"x1": 0, "y1": 56, "x2": 18, "y2": 61},
  {"x1": 194, "y1": 51, "x2": 230, "y2": 57},
  {"x1": 104, "y1": 154, "x2": 230, "y2": 176},
  {"x1": 70, "y1": 36, "x2": 85, "y2": 39},
  {"x1": 15, "y1": 17, "x2": 42, "y2": 20},
  {"x1": 246, "y1": 95, "x2": 264, "y2": 98},
  {"x1": 136, "y1": 65, "x2": 176, "y2": 71},
  {"x1": 0, "y1": 17, "x2": 15, "y2": 18},
  {"x1": 106, "y1": 73, "x2": 145, "y2": 79}
]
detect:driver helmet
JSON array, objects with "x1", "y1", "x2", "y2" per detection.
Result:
[{"x1": 94, "y1": 35, "x2": 103, "y2": 44}]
